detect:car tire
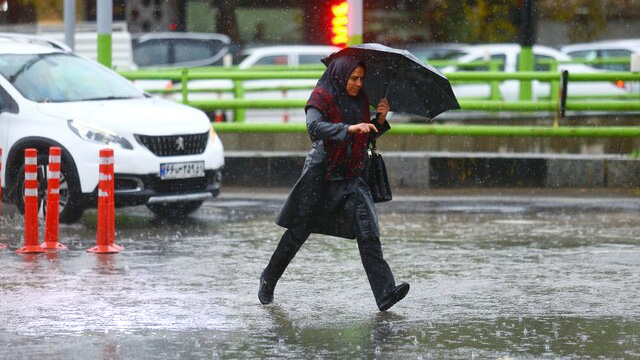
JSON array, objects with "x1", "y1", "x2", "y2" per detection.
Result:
[
  {"x1": 146, "y1": 200, "x2": 204, "y2": 219},
  {"x1": 14, "y1": 154, "x2": 85, "y2": 224}
]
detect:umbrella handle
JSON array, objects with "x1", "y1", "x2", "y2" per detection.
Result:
[
  {"x1": 375, "y1": 72, "x2": 395, "y2": 121},
  {"x1": 376, "y1": 74, "x2": 394, "y2": 120},
  {"x1": 383, "y1": 72, "x2": 395, "y2": 98}
]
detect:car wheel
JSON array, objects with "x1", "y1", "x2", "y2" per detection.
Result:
[
  {"x1": 146, "y1": 200, "x2": 204, "y2": 219},
  {"x1": 14, "y1": 154, "x2": 85, "y2": 224}
]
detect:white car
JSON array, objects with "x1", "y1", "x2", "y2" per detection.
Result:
[
  {"x1": 439, "y1": 44, "x2": 627, "y2": 101},
  {"x1": 236, "y1": 45, "x2": 339, "y2": 122},
  {"x1": 0, "y1": 35, "x2": 224, "y2": 223},
  {"x1": 235, "y1": 45, "x2": 339, "y2": 68},
  {"x1": 561, "y1": 39, "x2": 640, "y2": 72}
]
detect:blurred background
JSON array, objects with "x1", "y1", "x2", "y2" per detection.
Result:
[{"x1": 0, "y1": 0, "x2": 639, "y2": 48}]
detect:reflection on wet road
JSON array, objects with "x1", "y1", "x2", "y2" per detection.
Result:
[{"x1": 0, "y1": 193, "x2": 639, "y2": 359}]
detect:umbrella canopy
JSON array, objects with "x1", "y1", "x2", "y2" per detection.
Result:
[{"x1": 322, "y1": 43, "x2": 460, "y2": 119}]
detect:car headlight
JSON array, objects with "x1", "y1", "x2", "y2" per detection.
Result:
[
  {"x1": 67, "y1": 119, "x2": 133, "y2": 150},
  {"x1": 210, "y1": 125, "x2": 218, "y2": 140}
]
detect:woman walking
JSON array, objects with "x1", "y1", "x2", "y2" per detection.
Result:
[{"x1": 258, "y1": 55, "x2": 409, "y2": 311}]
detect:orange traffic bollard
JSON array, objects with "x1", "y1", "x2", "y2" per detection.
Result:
[
  {"x1": 87, "y1": 148, "x2": 120, "y2": 253},
  {"x1": 17, "y1": 148, "x2": 44, "y2": 254},
  {"x1": 0, "y1": 147, "x2": 6, "y2": 249},
  {"x1": 41, "y1": 147, "x2": 66, "y2": 251},
  {"x1": 105, "y1": 148, "x2": 122, "y2": 251}
]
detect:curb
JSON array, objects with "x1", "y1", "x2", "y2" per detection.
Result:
[{"x1": 221, "y1": 151, "x2": 640, "y2": 189}]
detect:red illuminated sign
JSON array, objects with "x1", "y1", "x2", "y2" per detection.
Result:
[{"x1": 331, "y1": 1, "x2": 348, "y2": 46}]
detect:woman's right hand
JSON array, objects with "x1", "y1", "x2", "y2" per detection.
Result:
[{"x1": 348, "y1": 123, "x2": 378, "y2": 134}]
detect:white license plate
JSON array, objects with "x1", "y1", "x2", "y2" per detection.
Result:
[{"x1": 160, "y1": 161, "x2": 205, "y2": 180}]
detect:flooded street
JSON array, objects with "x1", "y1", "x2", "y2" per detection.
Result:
[{"x1": 0, "y1": 190, "x2": 639, "y2": 359}]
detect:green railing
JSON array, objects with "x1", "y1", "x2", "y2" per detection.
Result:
[
  {"x1": 123, "y1": 58, "x2": 637, "y2": 100},
  {"x1": 120, "y1": 60, "x2": 640, "y2": 134},
  {"x1": 122, "y1": 69, "x2": 640, "y2": 111},
  {"x1": 428, "y1": 57, "x2": 633, "y2": 67},
  {"x1": 211, "y1": 122, "x2": 640, "y2": 138}
]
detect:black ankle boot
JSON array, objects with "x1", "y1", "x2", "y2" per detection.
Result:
[
  {"x1": 377, "y1": 282, "x2": 410, "y2": 311},
  {"x1": 258, "y1": 271, "x2": 275, "y2": 305}
]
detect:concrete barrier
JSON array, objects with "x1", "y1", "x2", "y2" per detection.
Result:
[{"x1": 221, "y1": 151, "x2": 640, "y2": 189}]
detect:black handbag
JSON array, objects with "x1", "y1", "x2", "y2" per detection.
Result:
[{"x1": 366, "y1": 139, "x2": 392, "y2": 203}]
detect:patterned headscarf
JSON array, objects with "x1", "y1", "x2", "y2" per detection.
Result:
[{"x1": 305, "y1": 55, "x2": 371, "y2": 179}]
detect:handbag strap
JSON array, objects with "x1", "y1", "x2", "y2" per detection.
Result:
[{"x1": 368, "y1": 136, "x2": 378, "y2": 154}]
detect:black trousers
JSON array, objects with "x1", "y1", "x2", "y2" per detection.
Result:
[{"x1": 262, "y1": 226, "x2": 397, "y2": 306}]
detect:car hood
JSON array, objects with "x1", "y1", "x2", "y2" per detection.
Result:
[{"x1": 36, "y1": 97, "x2": 210, "y2": 135}]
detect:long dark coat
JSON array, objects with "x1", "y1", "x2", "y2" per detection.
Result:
[{"x1": 276, "y1": 56, "x2": 390, "y2": 240}]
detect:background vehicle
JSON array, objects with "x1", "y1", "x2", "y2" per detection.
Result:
[
  {"x1": 561, "y1": 39, "x2": 640, "y2": 71},
  {"x1": 234, "y1": 45, "x2": 339, "y2": 68},
  {"x1": 132, "y1": 32, "x2": 234, "y2": 69},
  {"x1": 0, "y1": 34, "x2": 224, "y2": 223},
  {"x1": 439, "y1": 43, "x2": 627, "y2": 102},
  {"x1": 561, "y1": 39, "x2": 640, "y2": 94}
]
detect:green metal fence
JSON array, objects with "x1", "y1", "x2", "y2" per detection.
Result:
[
  {"x1": 121, "y1": 69, "x2": 640, "y2": 111},
  {"x1": 210, "y1": 122, "x2": 640, "y2": 138},
  {"x1": 120, "y1": 59, "x2": 640, "y2": 137}
]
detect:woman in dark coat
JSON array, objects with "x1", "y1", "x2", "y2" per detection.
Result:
[{"x1": 258, "y1": 55, "x2": 409, "y2": 311}]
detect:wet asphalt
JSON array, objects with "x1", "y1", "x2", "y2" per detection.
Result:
[{"x1": 0, "y1": 188, "x2": 639, "y2": 359}]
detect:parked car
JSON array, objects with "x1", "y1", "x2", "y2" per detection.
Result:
[
  {"x1": 132, "y1": 32, "x2": 234, "y2": 68},
  {"x1": 234, "y1": 45, "x2": 339, "y2": 68},
  {"x1": 439, "y1": 43, "x2": 627, "y2": 102},
  {"x1": 561, "y1": 39, "x2": 640, "y2": 71},
  {"x1": 0, "y1": 34, "x2": 224, "y2": 223}
]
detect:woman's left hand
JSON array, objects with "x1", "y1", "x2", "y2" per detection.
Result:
[{"x1": 376, "y1": 98, "x2": 390, "y2": 124}]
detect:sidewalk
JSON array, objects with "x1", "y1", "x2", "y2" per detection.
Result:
[
  {"x1": 219, "y1": 186, "x2": 640, "y2": 211},
  {"x1": 220, "y1": 185, "x2": 640, "y2": 199}
]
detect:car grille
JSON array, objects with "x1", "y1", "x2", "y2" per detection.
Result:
[{"x1": 135, "y1": 132, "x2": 209, "y2": 157}]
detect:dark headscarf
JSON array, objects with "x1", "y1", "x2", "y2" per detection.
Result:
[{"x1": 305, "y1": 55, "x2": 371, "y2": 179}]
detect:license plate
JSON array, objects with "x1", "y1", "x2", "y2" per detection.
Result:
[{"x1": 160, "y1": 161, "x2": 205, "y2": 180}]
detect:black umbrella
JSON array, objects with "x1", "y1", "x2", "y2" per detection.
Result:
[{"x1": 322, "y1": 43, "x2": 460, "y2": 119}]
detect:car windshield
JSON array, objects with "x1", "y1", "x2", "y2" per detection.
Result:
[{"x1": 0, "y1": 53, "x2": 143, "y2": 103}]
